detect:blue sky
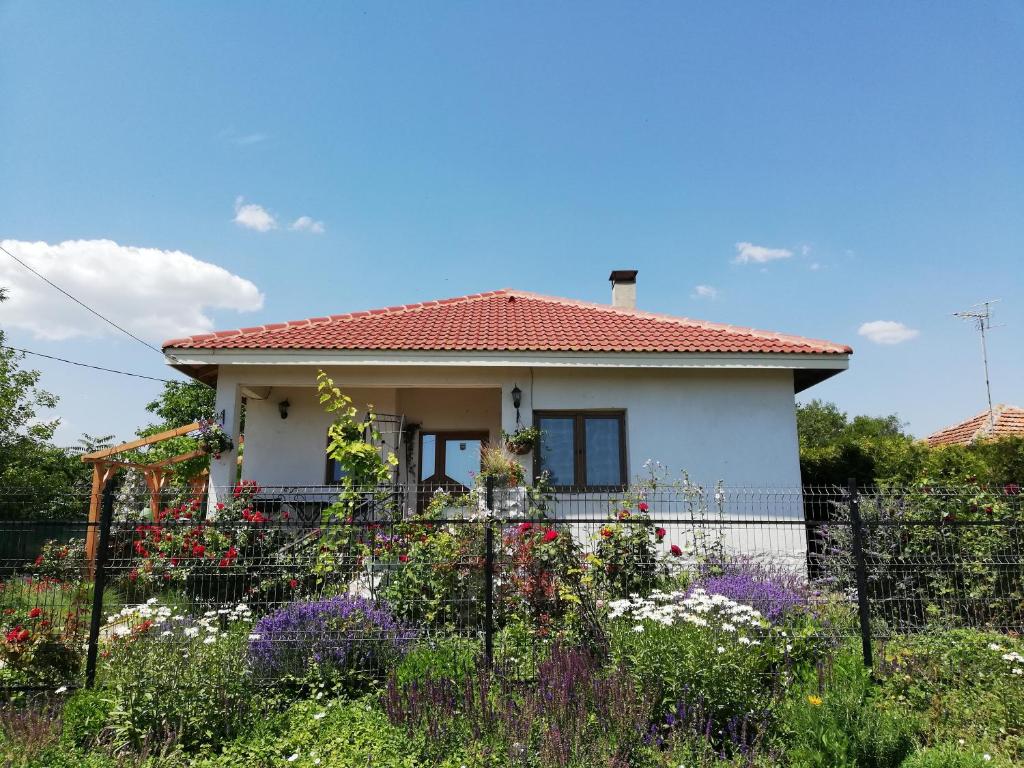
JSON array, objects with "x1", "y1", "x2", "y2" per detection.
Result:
[{"x1": 1, "y1": 2, "x2": 1021, "y2": 444}]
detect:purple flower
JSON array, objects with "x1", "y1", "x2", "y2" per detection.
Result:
[
  {"x1": 248, "y1": 595, "x2": 413, "y2": 681},
  {"x1": 693, "y1": 557, "x2": 807, "y2": 623}
]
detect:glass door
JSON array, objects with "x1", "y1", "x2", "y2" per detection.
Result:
[{"x1": 418, "y1": 431, "x2": 487, "y2": 508}]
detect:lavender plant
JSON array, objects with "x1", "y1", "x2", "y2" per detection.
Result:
[
  {"x1": 694, "y1": 556, "x2": 809, "y2": 624},
  {"x1": 248, "y1": 595, "x2": 413, "y2": 693}
]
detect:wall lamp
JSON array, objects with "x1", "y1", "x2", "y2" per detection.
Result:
[
  {"x1": 278, "y1": 400, "x2": 290, "y2": 420},
  {"x1": 511, "y1": 385, "x2": 522, "y2": 424}
]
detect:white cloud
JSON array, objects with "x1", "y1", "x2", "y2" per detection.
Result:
[
  {"x1": 733, "y1": 242, "x2": 793, "y2": 264},
  {"x1": 0, "y1": 239, "x2": 264, "y2": 342},
  {"x1": 857, "y1": 320, "x2": 920, "y2": 345},
  {"x1": 691, "y1": 284, "x2": 718, "y2": 299},
  {"x1": 809, "y1": 262, "x2": 822, "y2": 271},
  {"x1": 234, "y1": 132, "x2": 267, "y2": 146},
  {"x1": 801, "y1": 244, "x2": 812, "y2": 256},
  {"x1": 233, "y1": 197, "x2": 277, "y2": 232},
  {"x1": 290, "y1": 216, "x2": 325, "y2": 234}
]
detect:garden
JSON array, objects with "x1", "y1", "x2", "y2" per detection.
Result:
[{"x1": 1, "y1": 377, "x2": 1022, "y2": 768}]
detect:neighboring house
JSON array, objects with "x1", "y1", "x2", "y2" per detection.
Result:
[
  {"x1": 162, "y1": 271, "x2": 851, "y2": 510},
  {"x1": 925, "y1": 404, "x2": 1024, "y2": 447}
]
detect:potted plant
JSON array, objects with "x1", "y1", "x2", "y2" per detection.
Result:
[
  {"x1": 503, "y1": 425, "x2": 542, "y2": 456},
  {"x1": 196, "y1": 420, "x2": 234, "y2": 459},
  {"x1": 477, "y1": 445, "x2": 528, "y2": 518}
]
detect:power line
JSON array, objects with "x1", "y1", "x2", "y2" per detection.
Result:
[
  {"x1": 0, "y1": 242, "x2": 165, "y2": 356},
  {"x1": 1, "y1": 344, "x2": 177, "y2": 384}
]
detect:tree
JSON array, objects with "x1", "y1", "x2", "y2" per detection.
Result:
[
  {"x1": 133, "y1": 379, "x2": 216, "y2": 481},
  {"x1": 0, "y1": 289, "x2": 95, "y2": 516}
]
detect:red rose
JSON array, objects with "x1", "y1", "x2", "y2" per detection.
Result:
[
  {"x1": 192, "y1": 544, "x2": 206, "y2": 557},
  {"x1": 34, "y1": 555, "x2": 44, "y2": 566},
  {"x1": 655, "y1": 527, "x2": 667, "y2": 540},
  {"x1": 288, "y1": 579, "x2": 298, "y2": 589},
  {"x1": 599, "y1": 527, "x2": 614, "y2": 539},
  {"x1": 28, "y1": 607, "x2": 42, "y2": 619},
  {"x1": 638, "y1": 502, "x2": 649, "y2": 513},
  {"x1": 518, "y1": 522, "x2": 533, "y2": 533},
  {"x1": 399, "y1": 554, "x2": 410, "y2": 563},
  {"x1": 670, "y1": 544, "x2": 683, "y2": 557},
  {"x1": 543, "y1": 529, "x2": 558, "y2": 543},
  {"x1": 128, "y1": 569, "x2": 139, "y2": 582},
  {"x1": 16, "y1": 629, "x2": 30, "y2": 642}
]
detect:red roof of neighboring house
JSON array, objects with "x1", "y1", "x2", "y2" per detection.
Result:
[
  {"x1": 925, "y1": 404, "x2": 1024, "y2": 447},
  {"x1": 163, "y1": 289, "x2": 852, "y2": 356}
]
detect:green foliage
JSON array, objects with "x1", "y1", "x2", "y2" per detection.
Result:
[
  {"x1": 135, "y1": 379, "x2": 217, "y2": 481},
  {"x1": 876, "y1": 630, "x2": 1024, "y2": 759},
  {"x1": 393, "y1": 635, "x2": 480, "y2": 686},
  {"x1": 60, "y1": 689, "x2": 114, "y2": 748},
  {"x1": 797, "y1": 399, "x2": 1024, "y2": 487},
  {"x1": 900, "y1": 744, "x2": 1015, "y2": 768},
  {"x1": 477, "y1": 444, "x2": 525, "y2": 487},
  {"x1": 100, "y1": 621, "x2": 253, "y2": 751},
  {"x1": 781, "y1": 644, "x2": 919, "y2": 768},
  {"x1": 194, "y1": 697, "x2": 417, "y2": 768}
]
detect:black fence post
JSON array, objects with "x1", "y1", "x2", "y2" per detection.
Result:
[
  {"x1": 848, "y1": 478, "x2": 873, "y2": 669},
  {"x1": 484, "y1": 476, "x2": 495, "y2": 666},
  {"x1": 85, "y1": 482, "x2": 115, "y2": 688}
]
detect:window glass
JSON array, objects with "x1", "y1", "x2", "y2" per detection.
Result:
[
  {"x1": 443, "y1": 439, "x2": 483, "y2": 488},
  {"x1": 584, "y1": 417, "x2": 622, "y2": 486},
  {"x1": 419, "y1": 434, "x2": 436, "y2": 481},
  {"x1": 537, "y1": 417, "x2": 575, "y2": 487}
]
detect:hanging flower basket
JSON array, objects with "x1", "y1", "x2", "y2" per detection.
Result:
[
  {"x1": 503, "y1": 425, "x2": 541, "y2": 456},
  {"x1": 197, "y1": 420, "x2": 234, "y2": 459}
]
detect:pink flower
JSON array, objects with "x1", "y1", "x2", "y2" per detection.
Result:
[{"x1": 638, "y1": 502, "x2": 649, "y2": 513}]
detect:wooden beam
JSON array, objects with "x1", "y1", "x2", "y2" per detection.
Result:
[{"x1": 81, "y1": 422, "x2": 201, "y2": 462}]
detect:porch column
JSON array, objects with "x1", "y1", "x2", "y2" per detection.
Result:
[
  {"x1": 208, "y1": 376, "x2": 242, "y2": 512},
  {"x1": 501, "y1": 377, "x2": 533, "y2": 483}
]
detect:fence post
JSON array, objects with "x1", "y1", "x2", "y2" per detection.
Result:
[
  {"x1": 484, "y1": 476, "x2": 495, "y2": 666},
  {"x1": 85, "y1": 481, "x2": 115, "y2": 688},
  {"x1": 847, "y1": 478, "x2": 873, "y2": 669}
]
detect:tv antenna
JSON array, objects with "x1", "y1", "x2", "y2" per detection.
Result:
[{"x1": 954, "y1": 300, "x2": 1000, "y2": 428}]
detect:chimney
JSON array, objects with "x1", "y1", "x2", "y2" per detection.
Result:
[{"x1": 609, "y1": 270, "x2": 638, "y2": 310}]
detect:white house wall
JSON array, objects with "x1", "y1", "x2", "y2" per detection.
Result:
[{"x1": 219, "y1": 363, "x2": 802, "y2": 489}]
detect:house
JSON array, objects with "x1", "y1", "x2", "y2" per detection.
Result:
[
  {"x1": 925, "y1": 404, "x2": 1024, "y2": 447},
  {"x1": 162, "y1": 271, "x2": 851, "y2": 513}
]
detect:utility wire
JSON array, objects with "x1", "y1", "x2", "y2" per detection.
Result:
[
  {"x1": 0, "y1": 242, "x2": 165, "y2": 356},
  {"x1": 1, "y1": 344, "x2": 177, "y2": 384}
]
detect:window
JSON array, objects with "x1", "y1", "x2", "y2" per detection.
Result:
[{"x1": 533, "y1": 411, "x2": 626, "y2": 489}]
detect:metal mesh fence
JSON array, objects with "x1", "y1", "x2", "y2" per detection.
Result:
[{"x1": 1, "y1": 481, "x2": 1021, "y2": 693}]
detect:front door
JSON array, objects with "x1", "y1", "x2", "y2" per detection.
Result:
[{"x1": 418, "y1": 431, "x2": 487, "y2": 509}]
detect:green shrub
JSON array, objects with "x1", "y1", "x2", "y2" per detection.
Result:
[
  {"x1": 900, "y1": 743, "x2": 1014, "y2": 768},
  {"x1": 782, "y1": 645, "x2": 919, "y2": 768},
  {"x1": 607, "y1": 588, "x2": 781, "y2": 721},
  {"x1": 197, "y1": 696, "x2": 417, "y2": 768},
  {"x1": 393, "y1": 635, "x2": 479, "y2": 686},
  {"x1": 100, "y1": 606, "x2": 254, "y2": 751},
  {"x1": 60, "y1": 689, "x2": 113, "y2": 748},
  {"x1": 877, "y1": 630, "x2": 1024, "y2": 758}
]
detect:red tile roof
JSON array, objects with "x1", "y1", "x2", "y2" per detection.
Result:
[
  {"x1": 163, "y1": 289, "x2": 852, "y2": 356},
  {"x1": 925, "y1": 404, "x2": 1024, "y2": 446}
]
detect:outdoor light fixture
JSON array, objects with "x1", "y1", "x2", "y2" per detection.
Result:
[
  {"x1": 511, "y1": 384, "x2": 522, "y2": 424},
  {"x1": 278, "y1": 400, "x2": 290, "y2": 420}
]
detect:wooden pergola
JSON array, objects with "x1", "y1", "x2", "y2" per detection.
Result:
[{"x1": 80, "y1": 422, "x2": 209, "y2": 568}]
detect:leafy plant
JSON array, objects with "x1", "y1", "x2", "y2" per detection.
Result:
[
  {"x1": 248, "y1": 595, "x2": 413, "y2": 695},
  {"x1": 477, "y1": 444, "x2": 525, "y2": 488},
  {"x1": 502, "y1": 425, "x2": 542, "y2": 455}
]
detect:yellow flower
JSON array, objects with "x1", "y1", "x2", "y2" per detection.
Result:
[{"x1": 807, "y1": 695, "x2": 823, "y2": 706}]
